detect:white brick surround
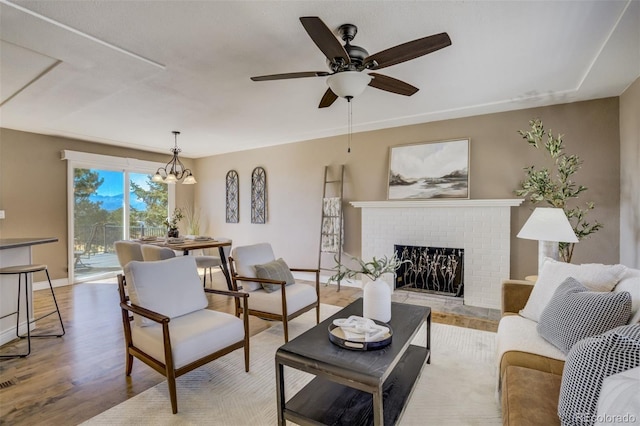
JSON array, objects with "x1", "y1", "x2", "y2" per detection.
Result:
[{"x1": 351, "y1": 199, "x2": 523, "y2": 310}]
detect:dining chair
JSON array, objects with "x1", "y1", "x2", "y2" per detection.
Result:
[
  {"x1": 195, "y1": 237, "x2": 232, "y2": 288},
  {"x1": 114, "y1": 240, "x2": 144, "y2": 268},
  {"x1": 118, "y1": 256, "x2": 250, "y2": 414},
  {"x1": 228, "y1": 242, "x2": 319, "y2": 342},
  {"x1": 141, "y1": 245, "x2": 176, "y2": 261}
]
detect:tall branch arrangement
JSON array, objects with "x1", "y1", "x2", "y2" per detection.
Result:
[{"x1": 516, "y1": 119, "x2": 602, "y2": 262}]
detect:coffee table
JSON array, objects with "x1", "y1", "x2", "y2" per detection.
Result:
[{"x1": 275, "y1": 298, "x2": 431, "y2": 425}]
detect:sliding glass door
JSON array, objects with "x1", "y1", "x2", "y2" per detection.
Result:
[{"x1": 69, "y1": 162, "x2": 171, "y2": 283}]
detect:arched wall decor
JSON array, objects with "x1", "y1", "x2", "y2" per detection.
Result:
[
  {"x1": 251, "y1": 166, "x2": 267, "y2": 224},
  {"x1": 225, "y1": 170, "x2": 239, "y2": 223}
]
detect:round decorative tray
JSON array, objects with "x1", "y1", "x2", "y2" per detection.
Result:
[{"x1": 328, "y1": 320, "x2": 393, "y2": 351}]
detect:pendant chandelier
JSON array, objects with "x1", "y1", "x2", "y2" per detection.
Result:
[{"x1": 152, "y1": 131, "x2": 196, "y2": 184}]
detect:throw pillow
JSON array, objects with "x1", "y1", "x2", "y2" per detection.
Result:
[
  {"x1": 520, "y1": 258, "x2": 627, "y2": 322},
  {"x1": 255, "y1": 258, "x2": 295, "y2": 293},
  {"x1": 558, "y1": 324, "x2": 640, "y2": 426},
  {"x1": 537, "y1": 277, "x2": 632, "y2": 354}
]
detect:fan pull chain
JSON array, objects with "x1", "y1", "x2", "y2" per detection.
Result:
[{"x1": 347, "y1": 97, "x2": 352, "y2": 153}]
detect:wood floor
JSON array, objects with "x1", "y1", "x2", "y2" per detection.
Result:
[{"x1": 0, "y1": 275, "x2": 497, "y2": 425}]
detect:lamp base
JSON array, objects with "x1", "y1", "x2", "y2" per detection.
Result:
[{"x1": 538, "y1": 240, "x2": 559, "y2": 274}]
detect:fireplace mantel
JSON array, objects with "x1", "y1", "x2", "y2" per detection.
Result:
[{"x1": 351, "y1": 199, "x2": 524, "y2": 208}]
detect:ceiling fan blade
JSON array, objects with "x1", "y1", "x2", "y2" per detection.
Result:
[
  {"x1": 365, "y1": 32, "x2": 451, "y2": 70},
  {"x1": 300, "y1": 17, "x2": 350, "y2": 64},
  {"x1": 251, "y1": 71, "x2": 330, "y2": 81},
  {"x1": 318, "y1": 88, "x2": 338, "y2": 108},
  {"x1": 368, "y1": 73, "x2": 419, "y2": 96}
]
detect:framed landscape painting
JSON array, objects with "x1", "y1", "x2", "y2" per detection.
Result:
[{"x1": 388, "y1": 139, "x2": 469, "y2": 200}]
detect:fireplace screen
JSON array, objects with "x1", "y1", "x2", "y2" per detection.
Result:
[{"x1": 394, "y1": 245, "x2": 464, "y2": 296}]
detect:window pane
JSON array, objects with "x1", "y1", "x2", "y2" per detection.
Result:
[
  {"x1": 129, "y1": 172, "x2": 169, "y2": 239},
  {"x1": 73, "y1": 168, "x2": 123, "y2": 281}
]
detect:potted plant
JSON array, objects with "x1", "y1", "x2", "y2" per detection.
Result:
[
  {"x1": 164, "y1": 207, "x2": 184, "y2": 238},
  {"x1": 516, "y1": 119, "x2": 603, "y2": 262},
  {"x1": 330, "y1": 254, "x2": 410, "y2": 322}
]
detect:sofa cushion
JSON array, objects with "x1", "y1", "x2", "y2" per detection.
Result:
[
  {"x1": 537, "y1": 278, "x2": 632, "y2": 354},
  {"x1": 502, "y1": 366, "x2": 561, "y2": 426},
  {"x1": 255, "y1": 258, "x2": 295, "y2": 293},
  {"x1": 558, "y1": 324, "x2": 640, "y2": 426},
  {"x1": 595, "y1": 366, "x2": 640, "y2": 426},
  {"x1": 614, "y1": 267, "x2": 640, "y2": 324},
  {"x1": 520, "y1": 258, "x2": 627, "y2": 322},
  {"x1": 496, "y1": 314, "x2": 566, "y2": 385}
]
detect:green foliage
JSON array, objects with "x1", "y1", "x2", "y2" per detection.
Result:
[
  {"x1": 74, "y1": 169, "x2": 108, "y2": 228},
  {"x1": 516, "y1": 119, "x2": 603, "y2": 262},
  {"x1": 329, "y1": 253, "x2": 410, "y2": 283},
  {"x1": 164, "y1": 207, "x2": 184, "y2": 230},
  {"x1": 130, "y1": 178, "x2": 168, "y2": 227}
]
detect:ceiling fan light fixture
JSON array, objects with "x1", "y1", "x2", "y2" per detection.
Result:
[{"x1": 327, "y1": 71, "x2": 372, "y2": 99}]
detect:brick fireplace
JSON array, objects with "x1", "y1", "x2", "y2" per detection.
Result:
[{"x1": 351, "y1": 199, "x2": 523, "y2": 309}]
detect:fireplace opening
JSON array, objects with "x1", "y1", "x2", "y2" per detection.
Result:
[{"x1": 394, "y1": 244, "x2": 464, "y2": 297}]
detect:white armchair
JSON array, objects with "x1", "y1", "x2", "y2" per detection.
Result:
[
  {"x1": 114, "y1": 240, "x2": 143, "y2": 268},
  {"x1": 228, "y1": 243, "x2": 319, "y2": 342},
  {"x1": 118, "y1": 256, "x2": 249, "y2": 414}
]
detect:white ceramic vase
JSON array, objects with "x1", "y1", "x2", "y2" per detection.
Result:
[{"x1": 362, "y1": 279, "x2": 392, "y2": 323}]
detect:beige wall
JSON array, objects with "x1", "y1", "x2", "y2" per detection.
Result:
[
  {"x1": 0, "y1": 96, "x2": 625, "y2": 284},
  {"x1": 196, "y1": 97, "x2": 622, "y2": 280},
  {"x1": 620, "y1": 77, "x2": 640, "y2": 268},
  {"x1": 0, "y1": 129, "x2": 194, "y2": 281}
]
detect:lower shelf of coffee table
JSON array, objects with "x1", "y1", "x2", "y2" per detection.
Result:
[{"x1": 283, "y1": 345, "x2": 429, "y2": 426}]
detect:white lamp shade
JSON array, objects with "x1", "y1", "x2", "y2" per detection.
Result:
[
  {"x1": 327, "y1": 71, "x2": 372, "y2": 98},
  {"x1": 182, "y1": 174, "x2": 197, "y2": 185},
  {"x1": 517, "y1": 207, "x2": 578, "y2": 243},
  {"x1": 151, "y1": 173, "x2": 164, "y2": 183},
  {"x1": 164, "y1": 174, "x2": 177, "y2": 184}
]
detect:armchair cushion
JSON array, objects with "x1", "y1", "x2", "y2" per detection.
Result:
[
  {"x1": 537, "y1": 277, "x2": 632, "y2": 354},
  {"x1": 131, "y1": 308, "x2": 244, "y2": 369},
  {"x1": 255, "y1": 258, "x2": 295, "y2": 293},
  {"x1": 519, "y1": 258, "x2": 627, "y2": 322},
  {"x1": 232, "y1": 243, "x2": 276, "y2": 291},
  {"x1": 124, "y1": 256, "x2": 207, "y2": 327},
  {"x1": 239, "y1": 283, "x2": 317, "y2": 316}
]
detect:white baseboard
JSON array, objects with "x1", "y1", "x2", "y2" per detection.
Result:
[
  {"x1": 33, "y1": 277, "x2": 70, "y2": 291},
  {"x1": 0, "y1": 322, "x2": 34, "y2": 346}
]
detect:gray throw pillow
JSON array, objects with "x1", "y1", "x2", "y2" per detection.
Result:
[
  {"x1": 537, "y1": 277, "x2": 632, "y2": 354},
  {"x1": 254, "y1": 258, "x2": 295, "y2": 293},
  {"x1": 558, "y1": 324, "x2": 640, "y2": 426}
]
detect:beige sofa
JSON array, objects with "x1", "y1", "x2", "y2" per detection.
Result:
[{"x1": 496, "y1": 266, "x2": 640, "y2": 426}]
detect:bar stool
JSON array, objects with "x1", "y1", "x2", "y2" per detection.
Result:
[{"x1": 0, "y1": 264, "x2": 65, "y2": 358}]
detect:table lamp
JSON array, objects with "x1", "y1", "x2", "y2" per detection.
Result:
[{"x1": 517, "y1": 207, "x2": 579, "y2": 274}]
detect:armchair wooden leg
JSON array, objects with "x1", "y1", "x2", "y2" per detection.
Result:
[
  {"x1": 283, "y1": 319, "x2": 289, "y2": 343},
  {"x1": 244, "y1": 343, "x2": 250, "y2": 372},
  {"x1": 167, "y1": 369, "x2": 178, "y2": 414},
  {"x1": 125, "y1": 351, "x2": 133, "y2": 376},
  {"x1": 316, "y1": 304, "x2": 320, "y2": 324}
]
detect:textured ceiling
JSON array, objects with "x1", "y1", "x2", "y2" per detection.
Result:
[{"x1": 1, "y1": 0, "x2": 638, "y2": 158}]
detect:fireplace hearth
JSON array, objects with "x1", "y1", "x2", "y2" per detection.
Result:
[{"x1": 394, "y1": 244, "x2": 464, "y2": 297}]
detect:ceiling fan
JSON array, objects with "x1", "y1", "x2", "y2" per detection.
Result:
[{"x1": 250, "y1": 16, "x2": 452, "y2": 108}]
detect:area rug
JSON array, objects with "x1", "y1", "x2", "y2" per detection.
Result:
[{"x1": 83, "y1": 304, "x2": 501, "y2": 425}]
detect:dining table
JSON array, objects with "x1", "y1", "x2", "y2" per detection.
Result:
[{"x1": 135, "y1": 237, "x2": 233, "y2": 290}]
